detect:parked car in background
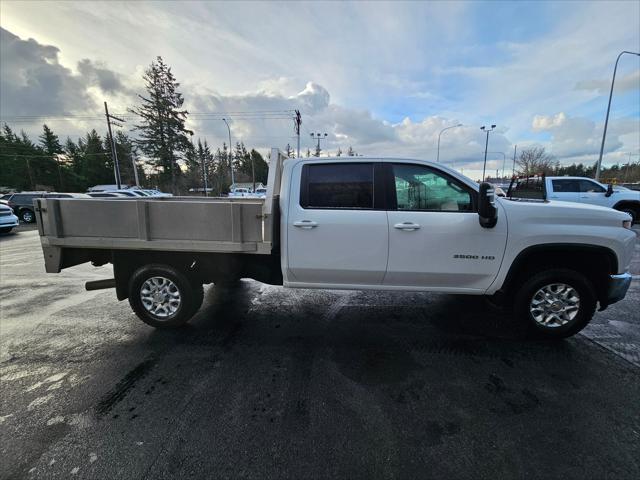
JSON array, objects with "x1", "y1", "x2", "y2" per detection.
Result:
[
  {"x1": 44, "y1": 193, "x2": 90, "y2": 199},
  {"x1": 0, "y1": 203, "x2": 19, "y2": 233},
  {"x1": 546, "y1": 176, "x2": 640, "y2": 222},
  {"x1": 4, "y1": 192, "x2": 46, "y2": 223},
  {"x1": 87, "y1": 192, "x2": 130, "y2": 198},
  {"x1": 4, "y1": 192, "x2": 93, "y2": 223},
  {"x1": 228, "y1": 187, "x2": 251, "y2": 198},
  {"x1": 142, "y1": 189, "x2": 172, "y2": 197}
]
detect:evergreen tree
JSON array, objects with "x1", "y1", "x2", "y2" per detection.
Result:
[
  {"x1": 130, "y1": 56, "x2": 193, "y2": 194},
  {"x1": 347, "y1": 146, "x2": 355, "y2": 156},
  {"x1": 39, "y1": 124, "x2": 65, "y2": 190},
  {"x1": 249, "y1": 149, "x2": 268, "y2": 185},
  {"x1": 79, "y1": 130, "x2": 113, "y2": 187},
  {"x1": 336, "y1": 147, "x2": 342, "y2": 157}
]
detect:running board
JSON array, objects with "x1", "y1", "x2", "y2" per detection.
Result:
[{"x1": 85, "y1": 279, "x2": 116, "y2": 291}]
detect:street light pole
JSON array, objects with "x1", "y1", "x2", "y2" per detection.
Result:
[
  {"x1": 436, "y1": 123, "x2": 463, "y2": 164},
  {"x1": 222, "y1": 118, "x2": 235, "y2": 190},
  {"x1": 480, "y1": 125, "x2": 496, "y2": 181},
  {"x1": 595, "y1": 50, "x2": 640, "y2": 181}
]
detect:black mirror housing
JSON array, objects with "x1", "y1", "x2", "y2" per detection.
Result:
[
  {"x1": 478, "y1": 182, "x2": 498, "y2": 228},
  {"x1": 605, "y1": 184, "x2": 614, "y2": 197}
]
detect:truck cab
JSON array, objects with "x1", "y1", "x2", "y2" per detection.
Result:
[{"x1": 546, "y1": 176, "x2": 640, "y2": 222}]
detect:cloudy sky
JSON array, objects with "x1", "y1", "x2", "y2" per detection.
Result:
[{"x1": 1, "y1": 0, "x2": 639, "y2": 179}]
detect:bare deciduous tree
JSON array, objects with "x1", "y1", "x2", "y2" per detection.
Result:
[{"x1": 516, "y1": 146, "x2": 557, "y2": 176}]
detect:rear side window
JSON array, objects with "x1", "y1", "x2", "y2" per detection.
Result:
[
  {"x1": 301, "y1": 163, "x2": 374, "y2": 209},
  {"x1": 13, "y1": 194, "x2": 36, "y2": 203},
  {"x1": 552, "y1": 179, "x2": 580, "y2": 192}
]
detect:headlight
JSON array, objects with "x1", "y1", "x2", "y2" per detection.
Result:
[{"x1": 623, "y1": 219, "x2": 632, "y2": 229}]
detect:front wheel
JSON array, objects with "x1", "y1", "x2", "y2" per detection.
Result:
[
  {"x1": 514, "y1": 268, "x2": 597, "y2": 339},
  {"x1": 616, "y1": 207, "x2": 637, "y2": 224},
  {"x1": 128, "y1": 264, "x2": 204, "y2": 328},
  {"x1": 20, "y1": 209, "x2": 35, "y2": 223}
]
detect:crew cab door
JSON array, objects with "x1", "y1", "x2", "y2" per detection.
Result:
[
  {"x1": 383, "y1": 162, "x2": 507, "y2": 291},
  {"x1": 549, "y1": 179, "x2": 610, "y2": 207},
  {"x1": 285, "y1": 161, "x2": 388, "y2": 286}
]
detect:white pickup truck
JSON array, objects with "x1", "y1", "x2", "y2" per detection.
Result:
[
  {"x1": 34, "y1": 149, "x2": 636, "y2": 339},
  {"x1": 546, "y1": 176, "x2": 640, "y2": 222}
]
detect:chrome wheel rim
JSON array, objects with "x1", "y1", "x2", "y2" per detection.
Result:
[
  {"x1": 529, "y1": 283, "x2": 580, "y2": 328},
  {"x1": 140, "y1": 276, "x2": 181, "y2": 319},
  {"x1": 23, "y1": 211, "x2": 33, "y2": 222}
]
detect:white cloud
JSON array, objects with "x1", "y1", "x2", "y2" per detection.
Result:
[
  {"x1": 575, "y1": 70, "x2": 640, "y2": 95},
  {"x1": 532, "y1": 112, "x2": 637, "y2": 159}
]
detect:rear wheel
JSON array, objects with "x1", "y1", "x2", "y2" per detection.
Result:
[
  {"x1": 514, "y1": 268, "x2": 597, "y2": 339},
  {"x1": 20, "y1": 209, "x2": 35, "y2": 223},
  {"x1": 128, "y1": 264, "x2": 204, "y2": 328}
]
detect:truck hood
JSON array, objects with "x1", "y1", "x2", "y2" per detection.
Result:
[{"x1": 497, "y1": 198, "x2": 631, "y2": 226}]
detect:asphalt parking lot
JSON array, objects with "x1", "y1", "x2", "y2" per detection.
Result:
[{"x1": 1, "y1": 225, "x2": 639, "y2": 479}]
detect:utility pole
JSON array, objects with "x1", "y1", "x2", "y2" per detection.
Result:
[
  {"x1": 222, "y1": 118, "x2": 235, "y2": 190},
  {"x1": 104, "y1": 101, "x2": 124, "y2": 189},
  {"x1": 511, "y1": 144, "x2": 518, "y2": 177},
  {"x1": 202, "y1": 150, "x2": 209, "y2": 197},
  {"x1": 480, "y1": 125, "x2": 496, "y2": 181},
  {"x1": 310, "y1": 132, "x2": 328, "y2": 157},
  {"x1": 294, "y1": 110, "x2": 302, "y2": 158},
  {"x1": 251, "y1": 152, "x2": 256, "y2": 193}
]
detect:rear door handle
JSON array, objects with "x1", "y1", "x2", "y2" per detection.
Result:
[
  {"x1": 394, "y1": 222, "x2": 421, "y2": 231},
  {"x1": 293, "y1": 220, "x2": 318, "y2": 229}
]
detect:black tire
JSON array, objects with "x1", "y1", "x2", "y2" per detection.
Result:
[
  {"x1": 514, "y1": 268, "x2": 597, "y2": 339},
  {"x1": 20, "y1": 209, "x2": 35, "y2": 223},
  {"x1": 0, "y1": 227, "x2": 13, "y2": 234},
  {"x1": 617, "y1": 207, "x2": 637, "y2": 224},
  {"x1": 128, "y1": 264, "x2": 204, "y2": 328}
]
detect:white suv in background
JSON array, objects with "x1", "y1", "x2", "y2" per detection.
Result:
[{"x1": 545, "y1": 176, "x2": 640, "y2": 222}]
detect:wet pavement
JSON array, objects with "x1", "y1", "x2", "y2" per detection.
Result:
[{"x1": 1, "y1": 227, "x2": 639, "y2": 479}]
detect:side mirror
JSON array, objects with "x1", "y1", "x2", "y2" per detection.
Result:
[
  {"x1": 478, "y1": 182, "x2": 498, "y2": 228},
  {"x1": 605, "y1": 184, "x2": 614, "y2": 197}
]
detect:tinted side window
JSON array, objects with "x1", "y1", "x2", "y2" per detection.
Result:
[
  {"x1": 301, "y1": 163, "x2": 374, "y2": 209},
  {"x1": 392, "y1": 164, "x2": 473, "y2": 211},
  {"x1": 551, "y1": 180, "x2": 580, "y2": 192},
  {"x1": 13, "y1": 194, "x2": 36, "y2": 203},
  {"x1": 579, "y1": 180, "x2": 606, "y2": 193}
]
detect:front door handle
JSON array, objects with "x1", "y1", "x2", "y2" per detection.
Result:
[
  {"x1": 394, "y1": 222, "x2": 421, "y2": 231},
  {"x1": 293, "y1": 220, "x2": 318, "y2": 229}
]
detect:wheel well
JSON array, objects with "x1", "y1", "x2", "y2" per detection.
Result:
[
  {"x1": 613, "y1": 200, "x2": 639, "y2": 214},
  {"x1": 501, "y1": 245, "x2": 617, "y2": 303},
  {"x1": 111, "y1": 250, "x2": 283, "y2": 300}
]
